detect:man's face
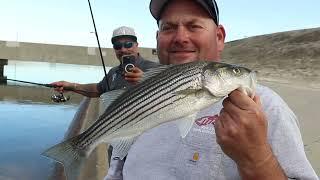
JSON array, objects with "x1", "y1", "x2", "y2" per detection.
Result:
[
  {"x1": 157, "y1": 0, "x2": 225, "y2": 65},
  {"x1": 113, "y1": 37, "x2": 139, "y2": 61}
]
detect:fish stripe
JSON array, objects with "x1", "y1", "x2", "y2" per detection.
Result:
[
  {"x1": 78, "y1": 74, "x2": 197, "y2": 147},
  {"x1": 81, "y1": 65, "x2": 199, "y2": 132},
  {"x1": 76, "y1": 68, "x2": 185, "y2": 142},
  {"x1": 76, "y1": 65, "x2": 204, "y2": 147}
]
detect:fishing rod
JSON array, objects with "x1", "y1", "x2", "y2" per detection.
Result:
[
  {"x1": 87, "y1": 0, "x2": 110, "y2": 91},
  {"x1": 5, "y1": 78, "x2": 59, "y2": 88},
  {"x1": 4, "y1": 78, "x2": 98, "y2": 93},
  {"x1": 5, "y1": 78, "x2": 71, "y2": 103}
]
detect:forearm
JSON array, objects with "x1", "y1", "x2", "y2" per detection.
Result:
[
  {"x1": 72, "y1": 83, "x2": 101, "y2": 97},
  {"x1": 238, "y1": 152, "x2": 287, "y2": 180}
]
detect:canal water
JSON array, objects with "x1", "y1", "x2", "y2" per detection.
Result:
[
  {"x1": 0, "y1": 60, "x2": 109, "y2": 180},
  {"x1": 0, "y1": 101, "x2": 76, "y2": 180}
]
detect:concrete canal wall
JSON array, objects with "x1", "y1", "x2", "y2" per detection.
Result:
[{"x1": 48, "y1": 97, "x2": 109, "y2": 180}]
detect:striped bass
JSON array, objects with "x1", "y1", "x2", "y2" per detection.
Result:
[{"x1": 42, "y1": 61, "x2": 257, "y2": 180}]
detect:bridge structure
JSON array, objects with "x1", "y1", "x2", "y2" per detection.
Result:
[
  {"x1": 0, "y1": 40, "x2": 159, "y2": 84},
  {"x1": 0, "y1": 40, "x2": 158, "y2": 66}
]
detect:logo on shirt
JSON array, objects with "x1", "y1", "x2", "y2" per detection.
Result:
[
  {"x1": 192, "y1": 115, "x2": 218, "y2": 135},
  {"x1": 195, "y1": 115, "x2": 218, "y2": 126},
  {"x1": 188, "y1": 151, "x2": 200, "y2": 165}
]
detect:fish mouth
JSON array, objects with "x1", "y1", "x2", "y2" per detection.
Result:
[
  {"x1": 208, "y1": 71, "x2": 257, "y2": 98},
  {"x1": 238, "y1": 72, "x2": 257, "y2": 98}
]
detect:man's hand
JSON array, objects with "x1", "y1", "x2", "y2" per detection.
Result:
[
  {"x1": 124, "y1": 67, "x2": 143, "y2": 84},
  {"x1": 214, "y1": 90, "x2": 286, "y2": 179},
  {"x1": 51, "y1": 81, "x2": 75, "y2": 92}
]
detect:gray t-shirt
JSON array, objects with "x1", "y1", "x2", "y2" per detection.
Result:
[
  {"x1": 97, "y1": 56, "x2": 159, "y2": 93},
  {"x1": 105, "y1": 85, "x2": 318, "y2": 180}
]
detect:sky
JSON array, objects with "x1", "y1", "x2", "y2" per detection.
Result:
[{"x1": 0, "y1": 0, "x2": 319, "y2": 48}]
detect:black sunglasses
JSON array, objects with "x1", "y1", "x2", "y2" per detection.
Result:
[{"x1": 113, "y1": 41, "x2": 134, "y2": 50}]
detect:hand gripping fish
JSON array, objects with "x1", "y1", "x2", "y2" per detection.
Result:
[{"x1": 42, "y1": 61, "x2": 257, "y2": 180}]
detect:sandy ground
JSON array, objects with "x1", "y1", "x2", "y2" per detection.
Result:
[{"x1": 260, "y1": 78, "x2": 320, "y2": 175}]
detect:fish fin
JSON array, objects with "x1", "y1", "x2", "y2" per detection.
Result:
[
  {"x1": 110, "y1": 136, "x2": 138, "y2": 160},
  {"x1": 42, "y1": 136, "x2": 86, "y2": 180},
  {"x1": 175, "y1": 113, "x2": 197, "y2": 138},
  {"x1": 139, "y1": 64, "x2": 172, "y2": 82},
  {"x1": 100, "y1": 89, "x2": 126, "y2": 110}
]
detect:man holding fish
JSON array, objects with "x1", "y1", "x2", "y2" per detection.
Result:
[
  {"x1": 44, "y1": 0, "x2": 318, "y2": 179},
  {"x1": 104, "y1": 0, "x2": 318, "y2": 179}
]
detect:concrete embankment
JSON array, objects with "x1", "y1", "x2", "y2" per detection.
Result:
[{"x1": 48, "y1": 97, "x2": 109, "y2": 180}]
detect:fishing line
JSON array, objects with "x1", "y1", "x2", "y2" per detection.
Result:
[
  {"x1": 4, "y1": 78, "x2": 96, "y2": 94},
  {"x1": 87, "y1": 0, "x2": 110, "y2": 90}
]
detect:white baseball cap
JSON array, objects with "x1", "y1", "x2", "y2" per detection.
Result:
[{"x1": 111, "y1": 26, "x2": 137, "y2": 43}]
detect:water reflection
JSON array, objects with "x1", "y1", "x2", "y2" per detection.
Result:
[{"x1": 0, "y1": 101, "x2": 77, "y2": 180}]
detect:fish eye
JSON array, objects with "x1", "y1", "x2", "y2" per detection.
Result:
[{"x1": 233, "y1": 68, "x2": 241, "y2": 74}]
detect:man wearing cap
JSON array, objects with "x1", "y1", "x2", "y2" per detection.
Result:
[
  {"x1": 105, "y1": 0, "x2": 318, "y2": 180},
  {"x1": 51, "y1": 26, "x2": 159, "y2": 97}
]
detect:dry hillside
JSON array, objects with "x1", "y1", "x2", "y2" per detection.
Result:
[{"x1": 222, "y1": 27, "x2": 320, "y2": 85}]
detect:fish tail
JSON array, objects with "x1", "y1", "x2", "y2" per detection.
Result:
[{"x1": 42, "y1": 136, "x2": 86, "y2": 180}]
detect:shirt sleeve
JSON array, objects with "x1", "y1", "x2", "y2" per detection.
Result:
[
  {"x1": 97, "y1": 76, "x2": 108, "y2": 94},
  {"x1": 258, "y1": 86, "x2": 318, "y2": 179}
]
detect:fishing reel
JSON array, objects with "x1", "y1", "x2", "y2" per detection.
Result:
[
  {"x1": 51, "y1": 92, "x2": 70, "y2": 103},
  {"x1": 5, "y1": 78, "x2": 71, "y2": 103}
]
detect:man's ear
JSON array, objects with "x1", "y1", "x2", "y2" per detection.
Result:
[{"x1": 216, "y1": 25, "x2": 226, "y2": 53}]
